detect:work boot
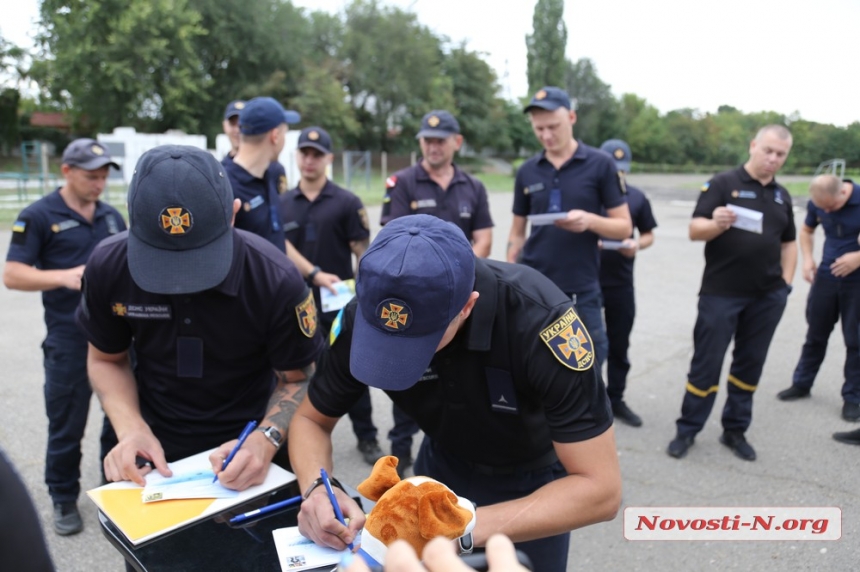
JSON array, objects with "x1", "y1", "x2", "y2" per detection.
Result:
[
  {"x1": 667, "y1": 435, "x2": 694, "y2": 459},
  {"x1": 842, "y1": 402, "x2": 860, "y2": 422},
  {"x1": 612, "y1": 401, "x2": 643, "y2": 427},
  {"x1": 357, "y1": 439, "x2": 385, "y2": 465},
  {"x1": 719, "y1": 431, "x2": 756, "y2": 461},
  {"x1": 776, "y1": 385, "x2": 811, "y2": 401},
  {"x1": 53, "y1": 502, "x2": 83, "y2": 535},
  {"x1": 833, "y1": 428, "x2": 860, "y2": 445},
  {"x1": 393, "y1": 452, "x2": 413, "y2": 479}
]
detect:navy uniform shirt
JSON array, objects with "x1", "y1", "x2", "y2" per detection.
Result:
[
  {"x1": 279, "y1": 179, "x2": 370, "y2": 318},
  {"x1": 805, "y1": 180, "x2": 860, "y2": 283},
  {"x1": 6, "y1": 188, "x2": 125, "y2": 343},
  {"x1": 309, "y1": 258, "x2": 612, "y2": 468},
  {"x1": 223, "y1": 158, "x2": 288, "y2": 252},
  {"x1": 513, "y1": 142, "x2": 626, "y2": 295},
  {"x1": 693, "y1": 166, "x2": 796, "y2": 296},
  {"x1": 380, "y1": 162, "x2": 494, "y2": 240},
  {"x1": 599, "y1": 186, "x2": 658, "y2": 289},
  {"x1": 75, "y1": 229, "x2": 324, "y2": 460}
]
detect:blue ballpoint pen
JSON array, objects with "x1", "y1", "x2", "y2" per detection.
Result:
[
  {"x1": 229, "y1": 494, "x2": 303, "y2": 524},
  {"x1": 321, "y1": 468, "x2": 354, "y2": 550},
  {"x1": 213, "y1": 420, "x2": 258, "y2": 482}
]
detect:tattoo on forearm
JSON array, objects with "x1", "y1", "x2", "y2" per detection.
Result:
[{"x1": 267, "y1": 365, "x2": 314, "y2": 433}]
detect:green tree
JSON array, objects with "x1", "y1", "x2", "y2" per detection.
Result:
[
  {"x1": 526, "y1": 0, "x2": 567, "y2": 94},
  {"x1": 291, "y1": 61, "x2": 360, "y2": 148},
  {"x1": 564, "y1": 58, "x2": 618, "y2": 146},
  {"x1": 35, "y1": 0, "x2": 207, "y2": 134}
]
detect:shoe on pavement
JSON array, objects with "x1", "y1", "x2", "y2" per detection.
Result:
[
  {"x1": 612, "y1": 401, "x2": 643, "y2": 427},
  {"x1": 393, "y1": 453, "x2": 413, "y2": 479},
  {"x1": 357, "y1": 439, "x2": 385, "y2": 465},
  {"x1": 719, "y1": 431, "x2": 756, "y2": 461},
  {"x1": 833, "y1": 428, "x2": 860, "y2": 445},
  {"x1": 53, "y1": 502, "x2": 83, "y2": 536},
  {"x1": 667, "y1": 435, "x2": 694, "y2": 459},
  {"x1": 776, "y1": 385, "x2": 811, "y2": 401},
  {"x1": 842, "y1": 402, "x2": 860, "y2": 422}
]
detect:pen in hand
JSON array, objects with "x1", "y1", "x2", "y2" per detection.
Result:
[
  {"x1": 213, "y1": 420, "x2": 258, "y2": 483},
  {"x1": 321, "y1": 468, "x2": 354, "y2": 551}
]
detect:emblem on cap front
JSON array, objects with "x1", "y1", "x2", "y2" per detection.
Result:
[
  {"x1": 92, "y1": 145, "x2": 104, "y2": 155},
  {"x1": 535, "y1": 89, "x2": 547, "y2": 100},
  {"x1": 377, "y1": 299, "x2": 412, "y2": 331},
  {"x1": 308, "y1": 130, "x2": 320, "y2": 140},
  {"x1": 614, "y1": 148, "x2": 625, "y2": 159},
  {"x1": 427, "y1": 115, "x2": 440, "y2": 127},
  {"x1": 160, "y1": 207, "x2": 193, "y2": 234},
  {"x1": 235, "y1": 102, "x2": 245, "y2": 109}
]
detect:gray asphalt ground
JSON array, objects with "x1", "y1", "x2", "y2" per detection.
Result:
[{"x1": 2, "y1": 174, "x2": 858, "y2": 571}]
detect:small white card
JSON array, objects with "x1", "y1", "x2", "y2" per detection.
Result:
[
  {"x1": 273, "y1": 526, "x2": 351, "y2": 571},
  {"x1": 727, "y1": 204, "x2": 763, "y2": 234},
  {"x1": 320, "y1": 279, "x2": 356, "y2": 313},
  {"x1": 527, "y1": 212, "x2": 567, "y2": 226},
  {"x1": 601, "y1": 240, "x2": 624, "y2": 250}
]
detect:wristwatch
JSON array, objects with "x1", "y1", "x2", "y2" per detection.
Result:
[
  {"x1": 458, "y1": 531, "x2": 474, "y2": 555},
  {"x1": 307, "y1": 265, "x2": 322, "y2": 285},
  {"x1": 256, "y1": 426, "x2": 283, "y2": 448},
  {"x1": 302, "y1": 475, "x2": 346, "y2": 500}
]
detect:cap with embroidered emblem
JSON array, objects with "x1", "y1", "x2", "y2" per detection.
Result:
[
  {"x1": 61, "y1": 138, "x2": 120, "y2": 171},
  {"x1": 350, "y1": 214, "x2": 475, "y2": 390},
  {"x1": 600, "y1": 139, "x2": 632, "y2": 173},
  {"x1": 297, "y1": 126, "x2": 333, "y2": 154},
  {"x1": 127, "y1": 145, "x2": 234, "y2": 295},
  {"x1": 238, "y1": 97, "x2": 301, "y2": 135},
  {"x1": 223, "y1": 100, "x2": 246, "y2": 120},
  {"x1": 416, "y1": 110, "x2": 460, "y2": 139},
  {"x1": 523, "y1": 86, "x2": 571, "y2": 113}
]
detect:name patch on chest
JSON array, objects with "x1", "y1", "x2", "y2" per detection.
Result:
[
  {"x1": 539, "y1": 308, "x2": 595, "y2": 371},
  {"x1": 524, "y1": 182, "x2": 545, "y2": 195},
  {"x1": 410, "y1": 199, "x2": 437, "y2": 210},
  {"x1": 111, "y1": 303, "x2": 172, "y2": 319},
  {"x1": 244, "y1": 195, "x2": 265, "y2": 211},
  {"x1": 51, "y1": 219, "x2": 81, "y2": 233}
]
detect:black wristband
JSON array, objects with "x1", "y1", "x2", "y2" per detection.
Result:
[
  {"x1": 307, "y1": 265, "x2": 321, "y2": 285},
  {"x1": 302, "y1": 475, "x2": 345, "y2": 500}
]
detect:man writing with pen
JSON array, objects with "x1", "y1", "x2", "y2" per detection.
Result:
[{"x1": 76, "y1": 146, "x2": 324, "y2": 489}]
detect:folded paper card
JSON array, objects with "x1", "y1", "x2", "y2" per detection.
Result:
[
  {"x1": 320, "y1": 279, "x2": 356, "y2": 313},
  {"x1": 88, "y1": 449, "x2": 295, "y2": 546}
]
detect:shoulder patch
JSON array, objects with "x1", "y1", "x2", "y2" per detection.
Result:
[
  {"x1": 539, "y1": 308, "x2": 595, "y2": 371},
  {"x1": 357, "y1": 207, "x2": 369, "y2": 231},
  {"x1": 295, "y1": 290, "x2": 318, "y2": 338},
  {"x1": 700, "y1": 182, "x2": 710, "y2": 192},
  {"x1": 617, "y1": 171, "x2": 627, "y2": 195},
  {"x1": 11, "y1": 218, "x2": 29, "y2": 245},
  {"x1": 385, "y1": 175, "x2": 398, "y2": 189},
  {"x1": 329, "y1": 307, "x2": 344, "y2": 346}
]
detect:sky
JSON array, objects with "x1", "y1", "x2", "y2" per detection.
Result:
[{"x1": 4, "y1": 0, "x2": 859, "y2": 127}]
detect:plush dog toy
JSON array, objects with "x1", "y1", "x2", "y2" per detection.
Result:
[{"x1": 356, "y1": 456, "x2": 477, "y2": 564}]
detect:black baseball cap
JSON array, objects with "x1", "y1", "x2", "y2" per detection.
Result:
[
  {"x1": 127, "y1": 146, "x2": 235, "y2": 295},
  {"x1": 297, "y1": 127, "x2": 333, "y2": 154},
  {"x1": 224, "y1": 100, "x2": 246, "y2": 120},
  {"x1": 600, "y1": 139, "x2": 633, "y2": 172},
  {"x1": 61, "y1": 139, "x2": 119, "y2": 171},
  {"x1": 416, "y1": 110, "x2": 460, "y2": 139},
  {"x1": 239, "y1": 97, "x2": 301, "y2": 135},
  {"x1": 523, "y1": 86, "x2": 572, "y2": 113}
]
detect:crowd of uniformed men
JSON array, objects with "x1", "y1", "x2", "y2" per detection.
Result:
[{"x1": 4, "y1": 84, "x2": 860, "y2": 572}]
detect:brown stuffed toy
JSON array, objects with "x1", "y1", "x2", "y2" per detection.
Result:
[{"x1": 356, "y1": 456, "x2": 476, "y2": 564}]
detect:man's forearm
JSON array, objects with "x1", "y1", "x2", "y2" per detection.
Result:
[
  {"x1": 88, "y1": 348, "x2": 147, "y2": 438},
  {"x1": 586, "y1": 214, "x2": 632, "y2": 240},
  {"x1": 267, "y1": 363, "x2": 315, "y2": 437},
  {"x1": 288, "y1": 407, "x2": 337, "y2": 491}
]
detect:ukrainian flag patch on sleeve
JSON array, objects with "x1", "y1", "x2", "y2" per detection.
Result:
[
  {"x1": 11, "y1": 218, "x2": 29, "y2": 245},
  {"x1": 540, "y1": 308, "x2": 595, "y2": 371},
  {"x1": 329, "y1": 307, "x2": 344, "y2": 346}
]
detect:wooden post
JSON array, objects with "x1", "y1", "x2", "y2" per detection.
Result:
[{"x1": 381, "y1": 151, "x2": 387, "y2": 182}]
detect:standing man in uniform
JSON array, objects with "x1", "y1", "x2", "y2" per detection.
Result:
[
  {"x1": 668, "y1": 125, "x2": 796, "y2": 462},
  {"x1": 221, "y1": 99, "x2": 245, "y2": 162},
  {"x1": 279, "y1": 126, "x2": 383, "y2": 466},
  {"x1": 223, "y1": 96, "x2": 299, "y2": 252},
  {"x1": 76, "y1": 146, "x2": 323, "y2": 488},
  {"x1": 507, "y1": 86, "x2": 632, "y2": 369},
  {"x1": 598, "y1": 140, "x2": 657, "y2": 427},
  {"x1": 380, "y1": 110, "x2": 495, "y2": 475},
  {"x1": 3, "y1": 139, "x2": 125, "y2": 535},
  {"x1": 291, "y1": 215, "x2": 621, "y2": 572},
  {"x1": 777, "y1": 174, "x2": 860, "y2": 422}
]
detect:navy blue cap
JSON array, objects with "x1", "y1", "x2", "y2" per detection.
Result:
[
  {"x1": 239, "y1": 97, "x2": 301, "y2": 135},
  {"x1": 61, "y1": 138, "x2": 119, "y2": 171},
  {"x1": 297, "y1": 127, "x2": 333, "y2": 154},
  {"x1": 351, "y1": 215, "x2": 476, "y2": 390},
  {"x1": 224, "y1": 100, "x2": 246, "y2": 120},
  {"x1": 600, "y1": 139, "x2": 632, "y2": 172},
  {"x1": 127, "y1": 145, "x2": 234, "y2": 295},
  {"x1": 523, "y1": 86, "x2": 572, "y2": 113},
  {"x1": 416, "y1": 110, "x2": 460, "y2": 139}
]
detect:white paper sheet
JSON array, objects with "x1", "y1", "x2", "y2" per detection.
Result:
[
  {"x1": 273, "y1": 526, "x2": 351, "y2": 571},
  {"x1": 527, "y1": 212, "x2": 567, "y2": 226},
  {"x1": 320, "y1": 279, "x2": 356, "y2": 313},
  {"x1": 727, "y1": 204, "x2": 763, "y2": 234}
]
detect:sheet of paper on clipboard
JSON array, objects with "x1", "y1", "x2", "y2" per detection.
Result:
[
  {"x1": 527, "y1": 212, "x2": 567, "y2": 226},
  {"x1": 727, "y1": 204, "x2": 763, "y2": 234}
]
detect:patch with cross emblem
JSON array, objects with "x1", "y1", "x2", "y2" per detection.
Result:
[
  {"x1": 377, "y1": 299, "x2": 412, "y2": 331},
  {"x1": 295, "y1": 291, "x2": 318, "y2": 338},
  {"x1": 540, "y1": 308, "x2": 594, "y2": 371}
]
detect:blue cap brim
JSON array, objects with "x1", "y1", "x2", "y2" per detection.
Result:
[
  {"x1": 416, "y1": 129, "x2": 457, "y2": 139},
  {"x1": 297, "y1": 142, "x2": 331, "y2": 154},
  {"x1": 284, "y1": 110, "x2": 301, "y2": 124},
  {"x1": 349, "y1": 305, "x2": 446, "y2": 391},
  {"x1": 524, "y1": 101, "x2": 565, "y2": 113},
  {"x1": 70, "y1": 157, "x2": 121, "y2": 171}
]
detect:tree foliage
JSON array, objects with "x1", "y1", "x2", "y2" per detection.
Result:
[{"x1": 526, "y1": 0, "x2": 567, "y2": 94}]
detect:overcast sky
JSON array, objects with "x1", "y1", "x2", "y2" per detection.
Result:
[{"x1": 5, "y1": 0, "x2": 858, "y2": 127}]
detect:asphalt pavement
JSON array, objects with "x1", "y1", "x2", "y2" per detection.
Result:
[{"x1": 1, "y1": 176, "x2": 857, "y2": 571}]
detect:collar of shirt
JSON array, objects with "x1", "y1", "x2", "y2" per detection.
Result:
[
  {"x1": 414, "y1": 161, "x2": 470, "y2": 186},
  {"x1": 460, "y1": 258, "x2": 496, "y2": 352},
  {"x1": 224, "y1": 158, "x2": 263, "y2": 184},
  {"x1": 291, "y1": 178, "x2": 337, "y2": 202},
  {"x1": 44, "y1": 187, "x2": 115, "y2": 222},
  {"x1": 536, "y1": 139, "x2": 589, "y2": 171},
  {"x1": 738, "y1": 165, "x2": 780, "y2": 189}
]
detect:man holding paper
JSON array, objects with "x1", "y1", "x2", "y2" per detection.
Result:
[
  {"x1": 278, "y1": 126, "x2": 384, "y2": 467},
  {"x1": 668, "y1": 125, "x2": 796, "y2": 462},
  {"x1": 76, "y1": 146, "x2": 324, "y2": 490}
]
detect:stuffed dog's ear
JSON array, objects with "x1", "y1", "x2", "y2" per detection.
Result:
[
  {"x1": 357, "y1": 456, "x2": 401, "y2": 501},
  {"x1": 417, "y1": 489, "x2": 473, "y2": 540}
]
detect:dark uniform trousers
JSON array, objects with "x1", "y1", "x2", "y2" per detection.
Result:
[
  {"x1": 602, "y1": 285, "x2": 635, "y2": 405},
  {"x1": 677, "y1": 288, "x2": 788, "y2": 437},
  {"x1": 572, "y1": 288, "x2": 609, "y2": 370},
  {"x1": 792, "y1": 278, "x2": 860, "y2": 404},
  {"x1": 414, "y1": 438, "x2": 569, "y2": 572}
]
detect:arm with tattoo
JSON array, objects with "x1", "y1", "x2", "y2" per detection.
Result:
[{"x1": 267, "y1": 362, "x2": 316, "y2": 438}]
